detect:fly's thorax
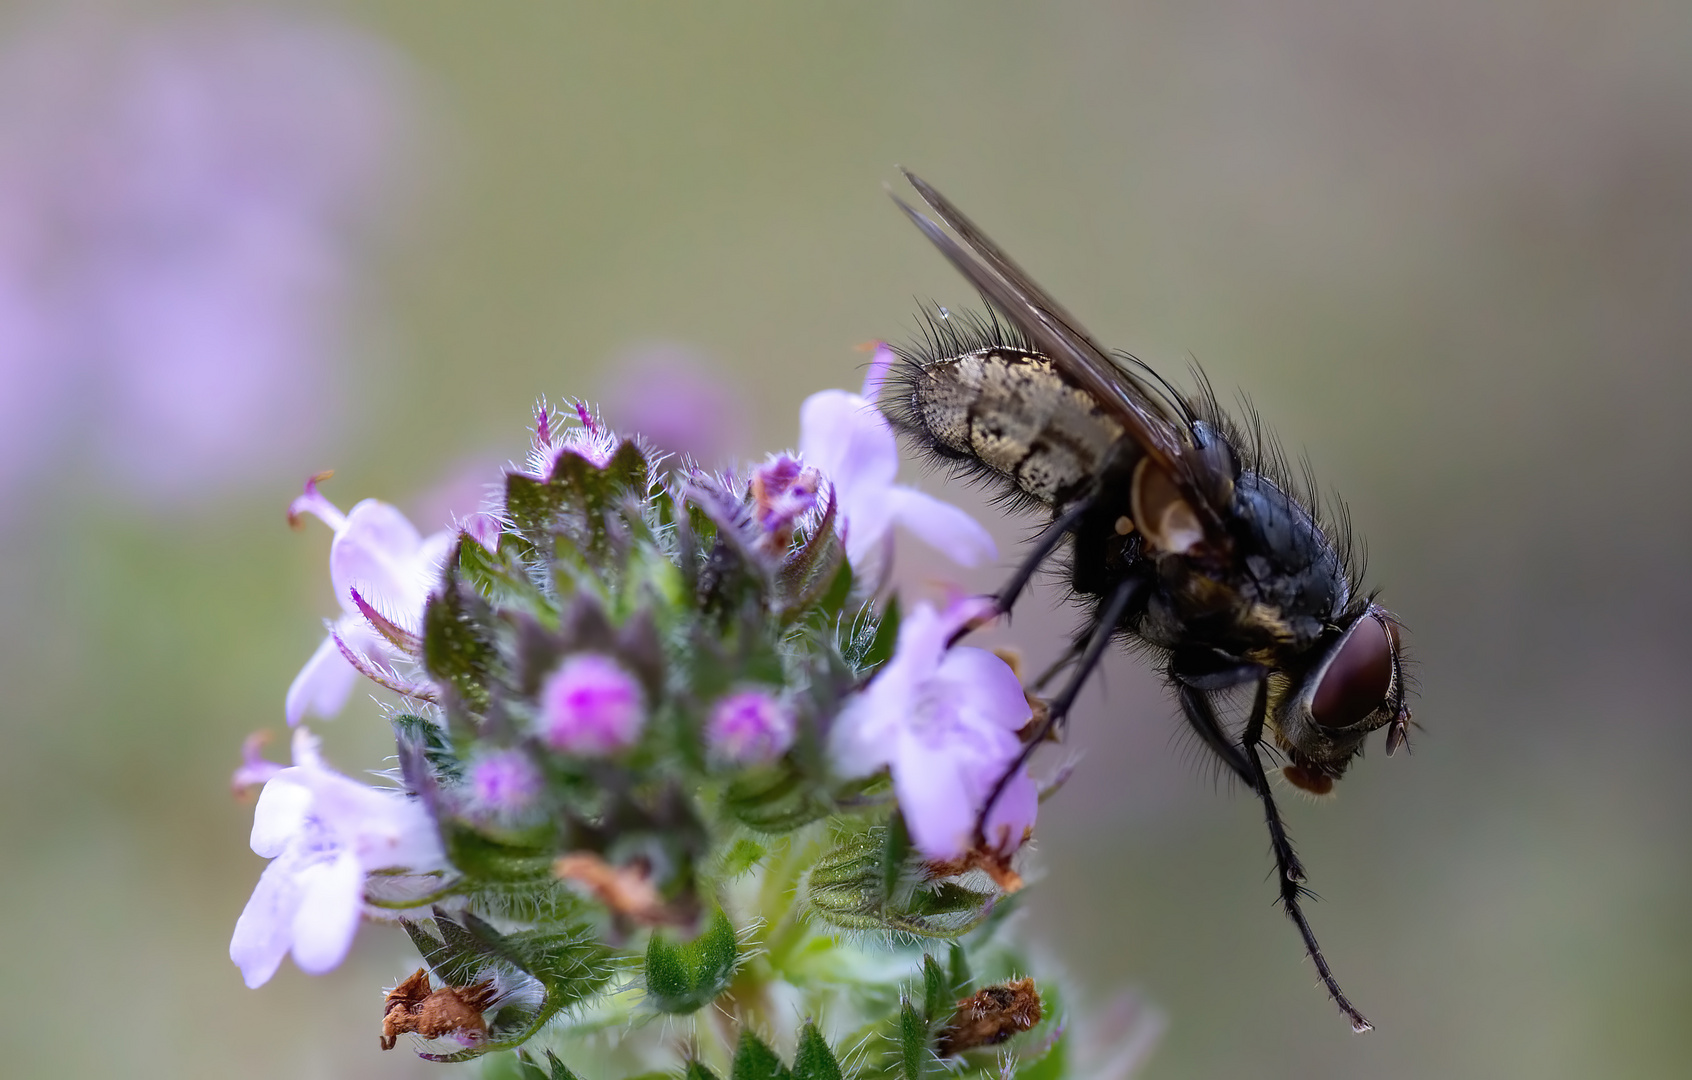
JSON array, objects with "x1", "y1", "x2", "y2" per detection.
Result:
[
  {"x1": 1227, "y1": 471, "x2": 1349, "y2": 639},
  {"x1": 1129, "y1": 469, "x2": 1347, "y2": 658},
  {"x1": 910, "y1": 347, "x2": 1125, "y2": 505}
]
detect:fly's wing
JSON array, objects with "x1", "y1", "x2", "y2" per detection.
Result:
[{"x1": 892, "y1": 170, "x2": 1229, "y2": 538}]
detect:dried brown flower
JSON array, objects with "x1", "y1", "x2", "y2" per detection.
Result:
[
  {"x1": 936, "y1": 977, "x2": 1043, "y2": 1056},
  {"x1": 554, "y1": 851, "x2": 666, "y2": 922},
  {"x1": 379, "y1": 967, "x2": 498, "y2": 1051}
]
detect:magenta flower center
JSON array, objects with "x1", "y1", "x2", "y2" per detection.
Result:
[
  {"x1": 707, "y1": 689, "x2": 795, "y2": 764},
  {"x1": 538, "y1": 654, "x2": 646, "y2": 755}
]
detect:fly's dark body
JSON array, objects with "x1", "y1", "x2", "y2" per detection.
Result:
[{"x1": 883, "y1": 173, "x2": 1412, "y2": 1032}]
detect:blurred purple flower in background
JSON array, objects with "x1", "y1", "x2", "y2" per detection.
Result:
[
  {"x1": 230, "y1": 726, "x2": 444, "y2": 988},
  {"x1": 598, "y1": 341, "x2": 745, "y2": 465},
  {"x1": 828, "y1": 597, "x2": 1037, "y2": 861},
  {"x1": 0, "y1": 7, "x2": 418, "y2": 510}
]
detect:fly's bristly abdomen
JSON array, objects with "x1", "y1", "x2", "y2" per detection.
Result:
[
  {"x1": 884, "y1": 309, "x2": 1144, "y2": 512},
  {"x1": 911, "y1": 348, "x2": 1125, "y2": 505}
]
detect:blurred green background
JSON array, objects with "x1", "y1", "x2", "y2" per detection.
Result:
[{"x1": 3, "y1": 1, "x2": 1689, "y2": 1077}]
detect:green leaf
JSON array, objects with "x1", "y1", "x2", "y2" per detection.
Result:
[
  {"x1": 921, "y1": 955, "x2": 948, "y2": 1026},
  {"x1": 860, "y1": 593, "x2": 901, "y2": 669},
  {"x1": 401, "y1": 917, "x2": 483, "y2": 987},
  {"x1": 410, "y1": 911, "x2": 612, "y2": 1063},
  {"x1": 880, "y1": 812, "x2": 913, "y2": 907},
  {"x1": 422, "y1": 581, "x2": 501, "y2": 713},
  {"x1": 946, "y1": 943, "x2": 972, "y2": 1000},
  {"x1": 898, "y1": 999, "x2": 928, "y2": 1080},
  {"x1": 723, "y1": 762, "x2": 831, "y2": 833},
  {"x1": 1010, "y1": 1031, "x2": 1067, "y2": 1080},
  {"x1": 685, "y1": 1062, "x2": 725, "y2": 1080},
  {"x1": 644, "y1": 908, "x2": 740, "y2": 1013},
  {"x1": 731, "y1": 1029, "x2": 793, "y2": 1080},
  {"x1": 540, "y1": 1050, "x2": 585, "y2": 1080},
  {"x1": 441, "y1": 822, "x2": 558, "y2": 884},
  {"x1": 715, "y1": 836, "x2": 767, "y2": 880},
  {"x1": 390, "y1": 713, "x2": 461, "y2": 783},
  {"x1": 790, "y1": 1022, "x2": 844, "y2": 1080},
  {"x1": 807, "y1": 827, "x2": 997, "y2": 938}
]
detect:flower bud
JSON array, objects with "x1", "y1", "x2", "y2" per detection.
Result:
[
  {"x1": 536, "y1": 653, "x2": 646, "y2": 755},
  {"x1": 706, "y1": 688, "x2": 795, "y2": 765},
  {"x1": 464, "y1": 747, "x2": 544, "y2": 823}
]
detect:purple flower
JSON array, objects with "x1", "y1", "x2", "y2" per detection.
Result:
[
  {"x1": 706, "y1": 689, "x2": 797, "y2": 765},
  {"x1": 750, "y1": 453, "x2": 822, "y2": 550},
  {"x1": 464, "y1": 747, "x2": 545, "y2": 823},
  {"x1": 537, "y1": 653, "x2": 646, "y2": 755},
  {"x1": 230, "y1": 727, "x2": 444, "y2": 988},
  {"x1": 286, "y1": 476, "x2": 452, "y2": 726},
  {"x1": 798, "y1": 347, "x2": 996, "y2": 570},
  {"x1": 0, "y1": 9, "x2": 419, "y2": 508},
  {"x1": 829, "y1": 599, "x2": 1037, "y2": 861},
  {"x1": 598, "y1": 341, "x2": 744, "y2": 463},
  {"x1": 231, "y1": 730, "x2": 284, "y2": 796}
]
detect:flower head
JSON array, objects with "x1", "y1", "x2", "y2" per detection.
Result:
[
  {"x1": 798, "y1": 346, "x2": 996, "y2": 570},
  {"x1": 229, "y1": 727, "x2": 444, "y2": 988},
  {"x1": 537, "y1": 653, "x2": 646, "y2": 755},
  {"x1": 284, "y1": 475, "x2": 452, "y2": 726},
  {"x1": 829, "y1": 598, "x2": 1036, "y2": 861},
  {"x1": 707, "y1": 688, "x2": 797, "y2": 765}
]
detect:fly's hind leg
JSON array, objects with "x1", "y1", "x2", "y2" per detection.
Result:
[
  {"x1": 975, "y1": 574, "x2": 1145, "y2": 841},
  {"x1": 949, "y1": 499, "x2": 1093, "y2": 647},
  {"x1": 1238, "y1": 677, "x2": 1372, "y2": 1032}
]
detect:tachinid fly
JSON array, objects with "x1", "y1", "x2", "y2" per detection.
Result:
[{"x1": 881, "y1": 171, "x2": 1412, "y2": 1032}]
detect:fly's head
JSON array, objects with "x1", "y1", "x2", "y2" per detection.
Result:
[{"x1": 1270, "y1": 603, "x2": 1411, "y2": 795}]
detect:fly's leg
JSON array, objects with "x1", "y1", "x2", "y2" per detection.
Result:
[
  {"x1": 1239, "y1": 678, "x2": 1373, "y2": 1033},
  {"x1": 949, "y1": 499, "x2": 1092, "y2": 647},
  {"x1": 1174, "y1": 683, "x2": 1254, "y2": 785},
  {"x1": 975, "y1": 574, "x2": 1144, "y2": 839}
]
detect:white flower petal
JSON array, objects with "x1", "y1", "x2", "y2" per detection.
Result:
[
  {"x1": 935, "y1": 647, "x2": 1032, "y2": 733},
  {"x1": 230, "y1": 852, "x2": 306, "y2": 988},
  {"x1": 288, "y1": 847, "x2": 364, "y2": 974},
  {"x1": 249, "y1": 776, "x2": 311, "y2": 858},
  {"x1": 893, "y1": 736, "x2": 978, "y2": 860},
  {"x1": 284, "y1": 630, "x2": 359, "y2": 726},
  {"x1": 982, "y1": 767, "x2": 1038, "y2": 856},
  {"x1": 328, "y1": 498, "x2": 425, "y2": 614},
  {"x1": 885, "y1": 486, "x2": 998, "y2": 567},
  {"x1": 798, "y1": 389, "x2": 898, "y2": 495}
]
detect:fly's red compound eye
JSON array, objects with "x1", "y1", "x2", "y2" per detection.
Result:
[{"x1": 1311, "y1": 614, "x2": 1393, "y2": 729}]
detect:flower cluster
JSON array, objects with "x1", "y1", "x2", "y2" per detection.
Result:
[{"x1": 230, "y1": 366, "x2": 1152, "y2": 1077}]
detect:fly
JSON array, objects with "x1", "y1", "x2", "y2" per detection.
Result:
[{"x1": 882, "y1": 170, "x2": 1413, "y2": 1032}]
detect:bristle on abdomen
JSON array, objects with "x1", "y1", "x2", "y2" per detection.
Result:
[{"x1": 908, "y1": 347, "x2": 1124, "y2": 506}]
